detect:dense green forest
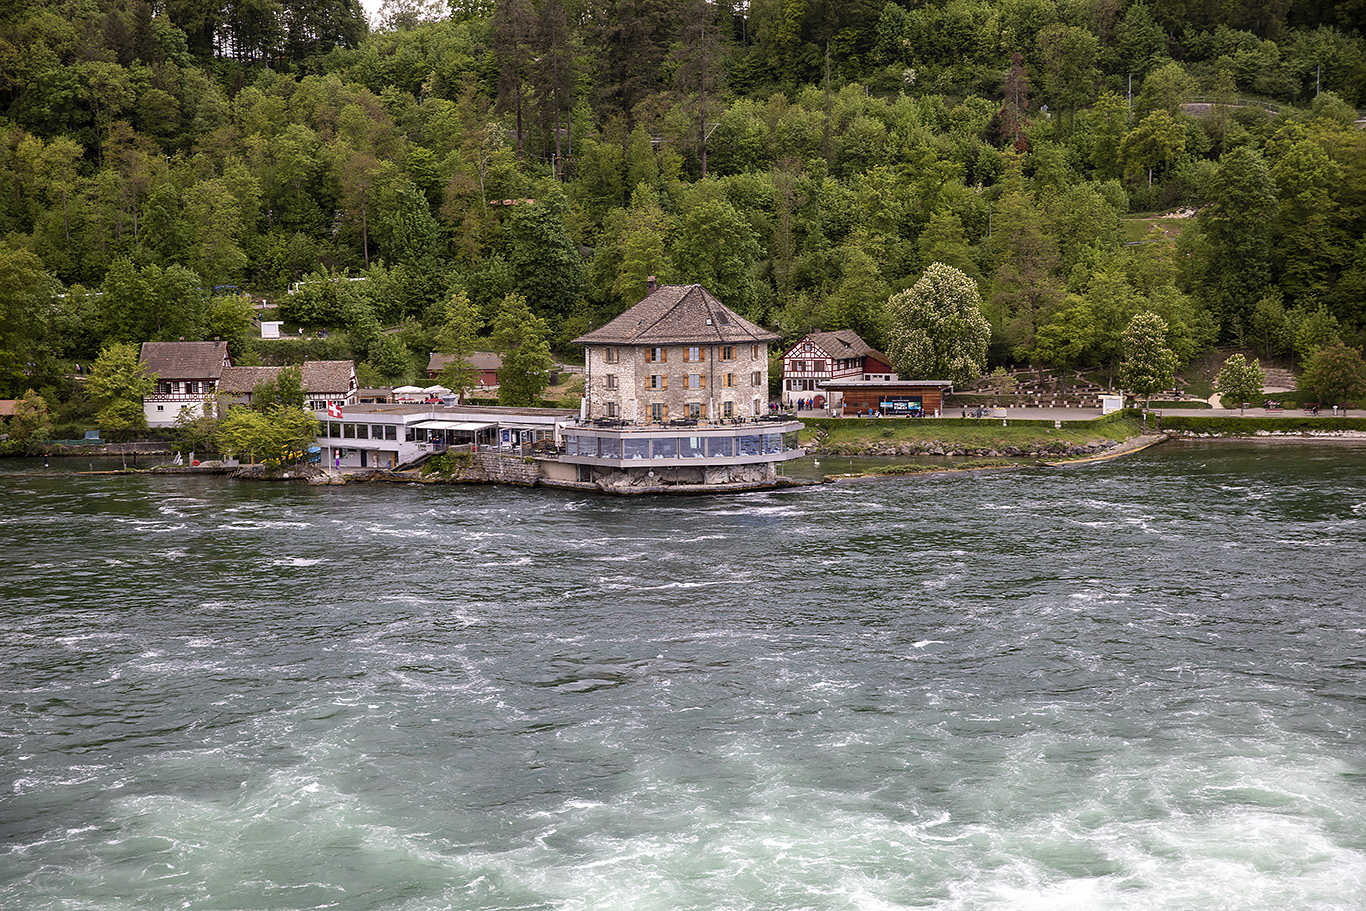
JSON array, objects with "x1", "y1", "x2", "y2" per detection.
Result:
[{"x1": 2, "y1": 0, "x2": 1365, "y2": 420}]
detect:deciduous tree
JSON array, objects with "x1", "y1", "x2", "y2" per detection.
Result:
[
  {"x1": 886, "y1": 263, "x2": 990, "y2": 388},
  {"x1": 217, "y1": 405, "x2": 318, "y2": 465},
  {"x1": 503, "y1": 200, "x2": 584, "y2": 322},
  {"x1": 492, "y1": 292, "x2": 552, "y2": 406},
  {"x1": 1119, "y1": 311, "x2": 1177, "y2": 407},
  {"x1": 1121, "y1": 110, "x2": 1185, "y2": 188},
  {"x1": 435, "y1": 290, "x2": 482, "y2": 402},
  {"x1": 86, "y1": 341, "x2": 155, "y2": 438},
  {"x1": 1296, "y1": 343, "x2": 1366, "y2": 406},
  {"x1": 672, "y1": 196, "x2": 761, "y2": 316},
  {"x1": 1196, "y1": 146, "x2": 1277, "y2": 338},
  {"x1": 7, "y1": 389, "x2": 53, "y2": 453},
  {"x1": 1034, "y1": 297, "x2": 1098, "y2": 393},
  {"x1": 1216, "y1": 353, "x2": 1264, "y2": 411}
]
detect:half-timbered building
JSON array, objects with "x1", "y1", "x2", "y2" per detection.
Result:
[
  {"x1": 140, "y1": 341, "x2": 232, "y2": 427},
  {"x1": 779, "y1": 330, "x2": 896, "y2": 407}
]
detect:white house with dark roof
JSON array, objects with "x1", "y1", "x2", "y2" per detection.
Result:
[{"x1": 140, "y1": 341, "x2": 232, "y2": 427}]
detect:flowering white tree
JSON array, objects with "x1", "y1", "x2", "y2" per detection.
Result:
[
  {"x1": 885, "y1": 263, "x2": 990, "y2": 388},
  {"x1": 1216, "y1": 354, "x2": 1264, "y2": 412},
  {"x1": 1119, "y1": 311, "x2": 1177, "y2": 408}
]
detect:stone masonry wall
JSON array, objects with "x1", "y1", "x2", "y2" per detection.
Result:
[{"x1": 585, "y1": 342, "x2": 769, "y2": 421}]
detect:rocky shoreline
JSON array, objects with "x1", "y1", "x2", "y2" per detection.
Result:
[{"x1": 812, "y1": 438, "x2": 1123, "y2": 460}]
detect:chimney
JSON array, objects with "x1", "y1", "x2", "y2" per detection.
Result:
[{"x1": 646, "y1": 276, "x2": 657, "y2": 295}]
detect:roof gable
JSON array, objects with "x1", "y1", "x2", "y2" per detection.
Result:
[
  {"x1": 781, "y1": 330, "x2": 891, "y2": 367},
  {"x1": 572, "y1": 284, "x2": 779, "y2": 346},
  {"x1": 428, "y1": 351, "x2": 503, "y2": 372},
  {"x1": 139, "y1": 342, "x2": 231, "y2": 380},
  {"x1": 301, "y1": 360, "x2": 356, "y2": 393},
  {"x1": 217, "y1": 360, "x2": 355, "y2": 395}
]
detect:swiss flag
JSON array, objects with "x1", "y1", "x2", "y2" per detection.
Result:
[{"x1": 326, "y1": 401, "x2": 343, "y2": 419}]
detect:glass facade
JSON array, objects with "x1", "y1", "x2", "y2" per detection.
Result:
[{"x1": 560, "y1": 425, "x2": 801, "y2": 465}]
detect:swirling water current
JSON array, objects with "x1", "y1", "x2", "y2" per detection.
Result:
[{"x1": 1, "y1": 440, "x2": 1364, "y2": 911}]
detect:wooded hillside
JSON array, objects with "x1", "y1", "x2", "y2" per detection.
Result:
[{"x1": 2, "y1": 0, "x2": 1364, "y2": 403}]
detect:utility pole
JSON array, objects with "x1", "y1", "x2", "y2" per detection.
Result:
[{"x1": 699, "y1": 3, "x2": 708, "y2": 179}]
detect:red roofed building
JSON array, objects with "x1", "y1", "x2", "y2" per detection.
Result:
[{"x1": 779, "y1": 330, "x2": 897, "y2": 408}]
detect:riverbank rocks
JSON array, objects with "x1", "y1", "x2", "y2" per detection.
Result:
[{"x1": 817, "y1": 437, "x2": 1125, "y2": 459}]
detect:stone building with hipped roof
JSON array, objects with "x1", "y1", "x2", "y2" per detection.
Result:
[
  {"x1": 552, "y1": 281, "x2": 803, "y2": 492},
  {"x1": 572, "y1": 281, "x2": 778, "y2": 423}
]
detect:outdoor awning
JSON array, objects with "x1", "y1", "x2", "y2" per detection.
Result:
[{"x1": 413, "y1": 420, "x2": 494, "y2": 431}]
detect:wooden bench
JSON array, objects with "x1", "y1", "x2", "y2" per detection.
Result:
[
  {"x1": 1303, "y1": 403, "x2": 1321, "y2": 414},
  {"x1": 1263, "y1": 404, "x2": 1282, "y2": 412}
]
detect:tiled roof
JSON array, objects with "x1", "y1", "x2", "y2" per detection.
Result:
[
  {"x1": 139, "y1": 342, "x2": 231, "y2": 380},
  {"x1": 217, "y1": 360, "x2": 355, "y2": 395},
  {"x1": 787, "y1": 330, "x2": 890, "y2": 365},
  {"x1": 427, "y1": 351, "x2": 503, "y2": 372},
  {"x1": 572, "y1": 284, "x2": 779, "y2": 346},
  {"x1": 217, "y1": 366, "x2": 281, "y2": 394},
  {"x1": 301, "y1": 360, "x2": 356, "y2": 394}
]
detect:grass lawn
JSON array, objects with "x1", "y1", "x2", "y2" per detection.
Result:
[
  {"x1": 801, "y1": 415, "x2": 1147, "y2": 450},
  {"x1": 1121, "y1": 213, "x2": 1192, "y2": 244}
]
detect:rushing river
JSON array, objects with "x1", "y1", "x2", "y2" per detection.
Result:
[{"x1": 2, "y1": 441, "x2": 1364, "y2": 911}]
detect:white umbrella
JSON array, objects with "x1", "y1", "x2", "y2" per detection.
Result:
[
  {"x1": 393, "y1": 385, "x2": 423, "y2": 394},
  {"x1": 422, "y1": 385, "x2": 451, "y2": 394}
]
